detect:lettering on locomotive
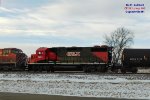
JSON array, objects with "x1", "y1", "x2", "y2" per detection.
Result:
[
  {"x1": 130, "y1": 58, "x2": 143, "y2": 61},
  {"x1": 66, "y1": 52, "x2": 80, "y2": 56}
]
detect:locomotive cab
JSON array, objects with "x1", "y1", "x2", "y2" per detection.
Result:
[
  {"x1": 29, "y1": 47, "x2": 48, "y2": 63},
  {"x1": 28, "y1": 47, "x2": 57, "y2": 72},
  {"x1": 36, "y1": 49, "x2": 46, "y2": 59}
]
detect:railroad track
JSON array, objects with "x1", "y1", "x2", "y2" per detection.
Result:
[
  {"x1": 0, "y1": 71, "x2": 150, "y2": 81},
  {"x1": 0, "y1": 70, "x2": 150, "y2": 75},
  {"x1": 0, "y1": 66, "x2": 150, "y2": 75}
]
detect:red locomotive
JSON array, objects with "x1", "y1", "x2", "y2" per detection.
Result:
[
  {"x1": 28, "y1": 46, "x2": 112, "y2": 72},
  {"x1": 0, "y1": 48, "x2": 27, "y2": 70}
]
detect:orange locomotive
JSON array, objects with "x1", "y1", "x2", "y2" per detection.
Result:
[{"x1": 0, "y1": 48, "x2": 27, "y2": 70}]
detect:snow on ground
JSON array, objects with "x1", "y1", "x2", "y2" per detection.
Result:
[
  {"x1": 0, "y1": 73, "x2": 150, "y2": 99},
  {"x1": 138, "y1": 68, "x2": 150, "y2": 73}
]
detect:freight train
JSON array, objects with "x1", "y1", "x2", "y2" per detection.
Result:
[{"x1": 0, "y1": 46, "x2": 150, "y2": 73}]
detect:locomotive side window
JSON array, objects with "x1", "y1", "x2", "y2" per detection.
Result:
[{"x1": 3, "y1": 49, "x2": 10, "y2": 55}]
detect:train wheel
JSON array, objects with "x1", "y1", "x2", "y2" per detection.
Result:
[
  {"x1": 83, "y1": 66, "x2": 92, "y2": 73},
  {"x1": 97, "y1": 66, "x2": 107, "y2": 72},
  {"x1": 28, "y1": 66, "x2": 32, "y2": 71},
  {"x1": 114, "y1": 69, "x2": 119, "y2": 73},
  {"x1": 51, "y1": 66, "x2": 54, "y2": 72},
  {"x1": 83, "y1": 66, "x2": 87, "y2": 73},
  {"x1": 83, "y1": 66, "x2": 87, "y2": 72},
  {"x1": 105, "y1": 67, "x2": 108, "y2": 72},
  {"x1": 43, "y1": 66, "x2": 47, "y2": 71},
  {"x1": 132, "y1": 68, "x2": 138, "y2": 73},
  {"x1": 46, "y1": 66, "x2": 50, "y2": 72},
  {"x1": 102, "y1": 67, "x2": 108, "y2": 73},
  {"x1": 97, "y1": 66, "x2": 102, "y2": 72},
  {"x1": 8, "y1": 67, "x2": 12, "y2": 71},
  {"x1": 39, "y1": 66, "x2": 42, "y2": 72},
  {"x1": 87, "y1": 68, "x2": 91, "y2": 73},
  {"x1": 33, "y1": 66, "x2": 37, "y2": 72},
  {"x1": 121, "y1": 69, "x2": 126, "y2": 74},
  {"x1": 0, "y1": 67, "x2": 3, "y2": 71}
]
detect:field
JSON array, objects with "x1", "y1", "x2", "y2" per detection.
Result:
[{"x1": 0, "y1": 72, "x2": 150, "y2": 99}]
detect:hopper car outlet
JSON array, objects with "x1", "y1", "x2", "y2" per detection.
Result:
[{"x1": 0, "y1": 46, "x2": 150, "y2": 73}]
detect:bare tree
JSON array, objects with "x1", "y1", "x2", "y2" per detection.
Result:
[{"x1": 104, "y1": 27, "x2": 134, "y2": 64}]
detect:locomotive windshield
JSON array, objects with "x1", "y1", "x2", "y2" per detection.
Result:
[
  {"x1": 38, "y1": 51, "x2": 43, "y2": 55},
  {"x1": 12, "y1": 49, "x2": 23, "y2": 54}
]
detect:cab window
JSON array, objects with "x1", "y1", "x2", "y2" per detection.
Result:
[
  {"x1": 38, "y1": 51, "x2": 43, "y2": 55},
  {"x1": 12, "y1": 50, "x2": 17, "y2": 54},
  {"x1": 12, "y1": 50, "x2": 19, "y2": 54},
  {"x1": 3, "y1": 49, "x2": 10, "y2": 55},
  {"x1": 12, "y1": 49, "x2": 22, "y2": 54}
]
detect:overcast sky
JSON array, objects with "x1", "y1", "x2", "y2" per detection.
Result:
[{"x1": 0, "y1": 0, "x2": 150, "y2": 55}]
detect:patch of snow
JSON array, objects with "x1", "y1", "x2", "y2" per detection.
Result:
[
  {"x1": 0, "y1": 73, "x2": 150, "y2": 99},
  {"x1": 138, "y1": 68, "x2": 150, "y2": 73}
]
